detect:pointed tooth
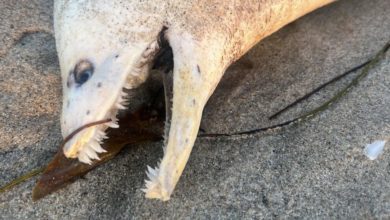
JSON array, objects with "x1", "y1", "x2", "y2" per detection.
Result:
[
  {"x1": 84, "y1": 146, "x2": 100, "y2": 160},
  {"x1": 150, "y1": 166, "x2": 158, "y2": 176},
  {"x1": 124, "y1": 83, "x2": 133, "y2": 90},
  {"x1": 146, "y1": 166, "x2": 156, "y2": 180},
  {"x1": 93, "y1": 138, "x2": 100, "y2": 143},
  {"x1": 149, "y1": 41, "x2": 158, "y2": 50},
  {"x1": 120, "y1": 91, "x2": 127, "y2": 97},
  {"x1": 110, "y1": 119, "x2": 118, "y2": 126},
  {"x1": 111, "y1": 115, "x2": 118, "y2": 122},
  {"x1": 120, "y1": 98, "x2": 129, "y2": 105},
  {"x1": 147, "y1": 165, "x2": 154, "y2": 173},
  {"x1": 146, "y1": 172, "x2": 154, "y2": 181},
  {"x1": 116, "y1": 97, "x2": 124, "y2": 104},
  {"x1": 78, "y1": 151, "x2": 92, "y2": 164},
  {"x1": 93, "y1": 134, "x2": 101, "y2": 141},
  {"x1": 93, "y1": 136, "x2": 103, "y2": 144},
  {"x1": 116, "y1": 103, "x2": 126, "y2": 110},
  {"x1": 97, "y1": 130, "x2": 105, "y2": 135},
  {"x1": 97, "y1": 130, "x2": 107, "y2": 139},
  {"x1": 90, "y1": 141, "x2": 107, "y2": 153},
  {"x1": 108, "y1": 122, "x2": 119, "y2": 128}
]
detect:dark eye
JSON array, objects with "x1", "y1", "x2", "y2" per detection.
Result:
[{"x1": 73, "y1": 60, "x2": 94, "y2": 86}]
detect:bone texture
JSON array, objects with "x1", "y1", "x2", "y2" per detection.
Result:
[{"x1": 55, "y1": 0, "x2": 335, "y2": 200}]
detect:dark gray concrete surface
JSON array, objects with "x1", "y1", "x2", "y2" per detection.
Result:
[{"x1": 0, "y1": 0, "x2": 389, "y2": 219}]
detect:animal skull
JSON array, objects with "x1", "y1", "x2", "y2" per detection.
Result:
[{"x1": 55, "y1": 0, "x2": 334, "y2": 201}]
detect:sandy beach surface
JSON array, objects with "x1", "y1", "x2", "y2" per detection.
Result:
[{"x1": 0, "y1": 0, "x2": 389, "y2": 219}]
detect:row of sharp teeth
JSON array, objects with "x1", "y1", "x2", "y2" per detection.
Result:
[
  {"x1": 77, "y1": 130, "x2": 108, "y2": 164},
  {"x1": 77, "y1": 85, "x2": 131, "y2": 164},
  {"x1": 142, "y1": 164, "x2": 160, "y2": 193},
  {"x1": 78, "y1": 41, "x2": 161, "y2": 171}
]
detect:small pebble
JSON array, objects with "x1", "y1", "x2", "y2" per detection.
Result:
[{"x1": 364, "y1": 140, "x2": 387, "y2": 160}]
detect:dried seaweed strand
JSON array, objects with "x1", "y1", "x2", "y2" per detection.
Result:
[
  {"x1": 0, "y1": 119, "x2": 111, "y2": 194},
  {"x1": 269, "y1": 60, "x2": 370, "y2": 120},
  {"x1": 0, "y1": 167, "x2": 45, "y2": 193},
  {"x1": 59, "y1": 118, "x2": 112, "y2": 149},
  {"x1": 200, "y1": 41, "x2": 390, "y2": 138}
]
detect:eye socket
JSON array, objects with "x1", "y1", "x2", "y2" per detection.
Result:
[
  {"x1": 73, "y1": 60, "x2": 94, "y2": 86},
  {"x1": 76, "y1": 69, "x2": 93, "y2": 85}
]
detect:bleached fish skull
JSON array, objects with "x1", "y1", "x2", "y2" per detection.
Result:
[
  {"x1": 55, "y1": 1, "x2": 165, "y2": 161},
  {"x1": 55, "y1": 0, "x2": 335, "y2": 200}
]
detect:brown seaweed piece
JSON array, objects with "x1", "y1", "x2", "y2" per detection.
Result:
[{"x1": 32, "y1": 94, "x2": 165, "y2": 201}]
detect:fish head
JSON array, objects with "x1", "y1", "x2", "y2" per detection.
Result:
[{"x1": 54, "y1": 0, "x2": 164, "y2": 163}]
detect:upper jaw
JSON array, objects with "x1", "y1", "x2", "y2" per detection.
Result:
[
  {"x1": 62, "y1": 83, "x2": 129, "y2": 164},
  {"x1": 62, "y1": 40, "x2": 161, "y2": 164},
  {"x1": 63, "y1": 126, "x2": 108, "y2": 163}
]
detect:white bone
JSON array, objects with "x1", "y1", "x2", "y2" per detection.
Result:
[{"x1": 56, "y1": 0, "x2": 336, "y2": 201}]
